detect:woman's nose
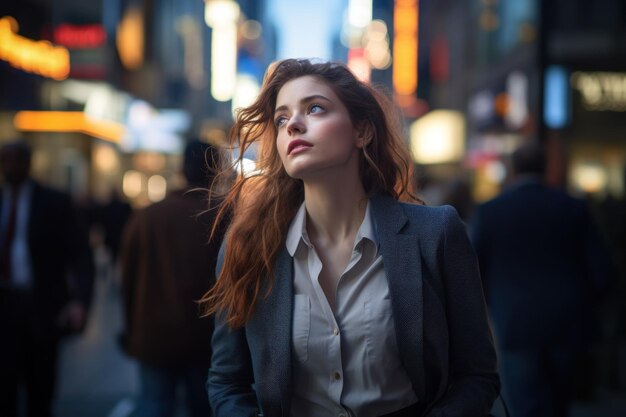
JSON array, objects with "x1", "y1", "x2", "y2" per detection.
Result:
[{"x1": 286, "y1": 115, "x2": 305, "y2": 135}]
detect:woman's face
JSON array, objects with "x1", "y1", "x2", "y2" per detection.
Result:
[{"x1": 274, "y1": 75, "x2": 363, "y2": 181}]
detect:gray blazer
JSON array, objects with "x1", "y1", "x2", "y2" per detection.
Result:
[{"x1": 208, "y1": 194, "x2": 500, "y2": 417}]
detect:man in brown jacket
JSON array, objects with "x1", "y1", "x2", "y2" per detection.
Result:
[{"x1": 120, "y1": 140, "x2": 226, "y2": 417}]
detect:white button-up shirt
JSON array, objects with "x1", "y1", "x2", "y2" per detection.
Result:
[{"x1": 286, "y1": 202, "x2": 418, "y2": 417}]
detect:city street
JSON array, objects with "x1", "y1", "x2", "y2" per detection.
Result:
[
  {"x1": 55, "y1": 263, "x2": 139, "y2": 417},
  {"x1": 2, "y1": 1, "x2": 625, "y2": 416},
  {"x1": 54, "y1": 259, "x2": 626, "y2": 417}
]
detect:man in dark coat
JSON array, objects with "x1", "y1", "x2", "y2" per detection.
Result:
[
  {"x1": 469, "y1": 142, "x2": 611, "y2": 417},
  {"x1": 0, "y1": 140, "x2": 94, "y2": 417},
  {"x1": 120, "y1": 140, "x2": 227, "y2": 417}
]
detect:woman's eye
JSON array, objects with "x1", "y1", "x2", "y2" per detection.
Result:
[
  {"x1": 310, "y1": 104, "x2": 324, "y2": 114},
  {"x1": 275, "y1": 116, "x2": 287, "y2": 127}
]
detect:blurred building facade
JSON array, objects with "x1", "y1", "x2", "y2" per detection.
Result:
[
  {"x1": 0, "y1": 0, "x2": 269, "y2": 207},
  {"x1": 2, "y1": 0, "x2": 625, "y2": 207},
  {"x1": 416, "y1": 0, "x2": 626, "y2": 204}
]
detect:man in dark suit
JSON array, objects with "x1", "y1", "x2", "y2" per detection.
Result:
[
  {"x1": 120, "y1": 140, "x2": 226, "y2": 417},
  {"x1": 469, "y1": 142, "x2": 610, "y2": 417},
  {"x1": 0, "y1": 140, "x2": 94, "y2": 417}
]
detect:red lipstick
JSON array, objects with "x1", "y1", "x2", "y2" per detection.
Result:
[{"x1": 287, "y1": 139, "x2": 313, "y2": 155}]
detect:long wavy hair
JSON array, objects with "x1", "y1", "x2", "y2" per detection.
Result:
[{"x1": 200, "y1": 58, "x2": 420, "y2": 328}]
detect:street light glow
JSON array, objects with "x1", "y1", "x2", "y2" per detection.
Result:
[{"x1": 204, "y1": 0, "x2": 240, "y2": 102}]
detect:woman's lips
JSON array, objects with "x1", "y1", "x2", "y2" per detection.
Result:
[{"x1": 287, "y1": 139, "x2": 313, "y2": 155}]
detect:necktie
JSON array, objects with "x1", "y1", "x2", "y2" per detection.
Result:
[{"x1": 0, "y1": 189, "x2": 18, "y2": 282}]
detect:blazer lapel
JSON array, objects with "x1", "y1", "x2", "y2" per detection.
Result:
[
  {"x1": 250, "y1": 247, "x2": 293, "y2": 416},
  {"x1": 370, "y1": 195, "x2": 426, "y2": 401}
]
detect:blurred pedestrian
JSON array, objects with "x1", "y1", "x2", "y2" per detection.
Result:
[
  {"x1": 586, "y1": 166, "x2": 626, "y2": 392},
  {"x1": 440, "y1": 174, "x2": 475, "y2": 222},
  {"x1": 0, "y1": 140, "x2": 94, "y2": 417},
  {"x1": 98, "y1": 189, "x2": 132, "y2": 266},
  {"x1": 201, "y1": 59, "x2": 499, "y2": 417},
  {"x1": 469, "y1": 142, "x2": 611, "y2": 417},
  {"x1": 120, "y1": 140, "x2": 226, "y2": 417}
]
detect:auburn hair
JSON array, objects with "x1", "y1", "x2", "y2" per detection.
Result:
[{"x1": 200, "y1": 58, "x2": 420, "y2": 328}]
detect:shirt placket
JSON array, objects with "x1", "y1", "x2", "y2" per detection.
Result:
[
  {"x1": 306, "y1": 246, "x2": 344, "y2": 410},
  {"x1": 307, "y1": 241, "x2": 365, "y2": 417}
]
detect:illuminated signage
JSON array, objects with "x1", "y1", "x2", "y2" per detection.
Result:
[
  {"x1": 410, "y1": 110, "x2": 465, "y2": 164},
  {"x1": 0, "y1": 16, "x2": 70, "y2": 80},
  {"x1": 345, "y1": 0, "x2": 374, "y2": 82},
  {"x1": 54, "y1": 23, "x2": 107, "y2": 49},
  {"x1": 53, "y1": 23, "x2": 108, "y2": 79},
  {"x1": 544, "y1": 66, "x2": 570, "y2": 129},
  {"x1": 14, "y1": 111, "x2": 125, "y2": 143},
  {"x1": 205, "y1": 0, "x2": 240, "y2": 101},
  {"x1": 117, "y1": 7, "x2": 144, "y2": 70},
  {"x1": 571, "y1": 71, "x2": 626, "y2": 112},
  {"x1": 393, "y1": 0, "x2": 418, "y2": 108}
]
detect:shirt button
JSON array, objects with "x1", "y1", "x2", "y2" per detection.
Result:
[
  {"x1": 333, "y1": 327, "x2": 339, "y2": 336},
  {"x1": 333, "y1": 371, "x2": 341, "y2": 380}
]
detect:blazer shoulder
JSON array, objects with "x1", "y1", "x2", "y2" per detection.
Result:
[
  {"x1": 399, "y1": 202, "x2": 458, "y2": 221},
  {"x1": 392, "y1": 203, "x2": 462, "y2": 242}
]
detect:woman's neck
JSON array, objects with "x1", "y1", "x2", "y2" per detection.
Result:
[{"x1": 303, "y1": 178, "x2": 367, "y2": 245}]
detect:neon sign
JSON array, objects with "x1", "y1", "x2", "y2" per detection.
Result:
[
  {"x1": 571, "y1": 71, "x2": 626, "y2": 112},
  {"x1": 54, "y1": 23, "x2": 107, "y2": 49},
  {"x1": 393, "y1": 0, "x2": 418, "y2": 108},
  {"x1": 0, "y1": 16, "x2": 70, "y2": 80}
]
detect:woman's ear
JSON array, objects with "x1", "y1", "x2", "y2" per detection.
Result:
[{"x1": 355, "y1": 121, "x2": 374, "y2": 149}]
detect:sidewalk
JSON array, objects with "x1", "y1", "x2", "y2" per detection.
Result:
[{"x1": 55, "y1": 269, "x2": 138, "y2": 417}]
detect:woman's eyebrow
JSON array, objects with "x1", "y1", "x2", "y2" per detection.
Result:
[{"x1": 275, "y1": 94, "x2": 331, "y2": 113}]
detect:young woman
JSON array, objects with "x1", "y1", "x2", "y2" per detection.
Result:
[{"x1": 201, "y1": 59, "x2": 499, "y2": 417}]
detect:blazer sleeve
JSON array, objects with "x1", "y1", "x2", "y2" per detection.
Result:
[
  {"x1": 426, "y1": 206, "x2": 500, "y2": 417},
  {"x1": 208, "y1": 244, "x2": 260, "y2": 417}
]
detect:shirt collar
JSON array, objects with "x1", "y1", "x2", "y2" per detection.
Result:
[
  {"x1": 285, "y1": 200, "x2": 378, "y2": 256},
  {"x1": 286, "y1": 202, "x2": 311, "y2": 256},
  {"x1": 358, "y1": 202, "x2": 377, "y2": 251}
]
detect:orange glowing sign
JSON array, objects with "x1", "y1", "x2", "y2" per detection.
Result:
[
  {"x1": 393, "y1": 0, "x2": 418, "y2": 99},
  {"x1": 14, "y1": 111, "x2": 125, "y2": 144},
  {"x1": 0, "y1": 16, "x2": 70, "y2": 80},
  {"x1": 116, "y1": 7, "x2": 144, "y2": 70}
]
